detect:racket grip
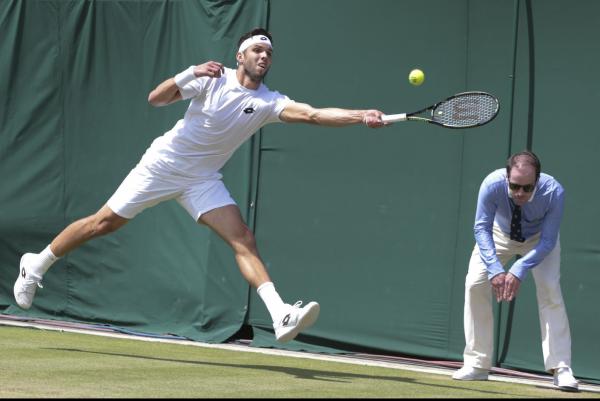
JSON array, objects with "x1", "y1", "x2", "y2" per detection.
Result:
[{"x1": 381, "y1": 113, "x2": 407, "y2": 123}]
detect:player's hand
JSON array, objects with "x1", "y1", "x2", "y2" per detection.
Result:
[
  {"x1": 503, "y1": 273, "x2": 521, "y2": 301},
  {"x1": 194, "y1": 61, "x2": 225, "y2": 78},
  {"x1": 490, "y1": 273, "x2": 506, "y2": 302},
  {"x1": 363, "y1": 110, "x2": 386, "y2": 128}
]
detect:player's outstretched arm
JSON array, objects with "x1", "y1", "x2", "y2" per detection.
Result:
[{"x1": 280, "y1": 102, "x2": 386, "y2": 128}]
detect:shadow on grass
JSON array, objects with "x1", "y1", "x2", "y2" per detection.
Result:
[{"x1": 44, "y1": 347, "x2": 523, "y2": 397}]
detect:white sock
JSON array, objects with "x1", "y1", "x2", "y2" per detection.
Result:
[
  {"x1": 30, "y1": 245, "x2": 60, "y2": 276},
  {"x1": 257, "y1": 282, "x2": 286, "y2": 323}
]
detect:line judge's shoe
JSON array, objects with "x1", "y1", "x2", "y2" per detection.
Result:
[
  {"x1": 553, "y1": 367, "x2": 579, "y2": 392},
  {"x1": 14, "y1": 253, "x2": 43, "y2": 310},
  {"x1": 452, "y1": 366, "x2": 489, "y2": 381},
  {"x1": 274, "y1": 301, "x2": 320, "y2": 343}
]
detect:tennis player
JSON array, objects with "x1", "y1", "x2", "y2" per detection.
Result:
[{"x1": 14, "y1": 28, "x2": 386, "y2": 343}]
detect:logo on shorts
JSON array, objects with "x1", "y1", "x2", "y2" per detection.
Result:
[{"x1": 243, "y1": 107, "x2": 255, "y2": 114}]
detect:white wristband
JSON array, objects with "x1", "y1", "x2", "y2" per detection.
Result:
[{"x1": 174, "y1": 65, "x2": 197, "y2": 88}]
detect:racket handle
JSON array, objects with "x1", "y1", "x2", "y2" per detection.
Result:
[{"x1": 381, "y1": 113, "x2": 407, "y2": 123}]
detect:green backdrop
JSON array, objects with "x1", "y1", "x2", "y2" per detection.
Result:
[{"x1": 1, "y1": 0, "x2": 598, "y2": 383}]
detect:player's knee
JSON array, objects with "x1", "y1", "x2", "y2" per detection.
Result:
[
  {"x1": 233, "y1": 226, "x2": 257, "y2": 252},
  {"x1": 89, "y1": 214, "x2": 123, "y2": 237}
]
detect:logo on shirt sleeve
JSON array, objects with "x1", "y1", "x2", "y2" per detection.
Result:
[{"x1": 243, "y1": 107, "x2": 255, "y2": 114}]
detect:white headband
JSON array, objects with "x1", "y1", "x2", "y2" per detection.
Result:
[{"x1": 238, "y1": 35, "x2": 272, "y2": 53}]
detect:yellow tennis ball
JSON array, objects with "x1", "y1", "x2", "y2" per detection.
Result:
[{"x1": 409, "y1": 69, "x2": 425, "y2": 86}]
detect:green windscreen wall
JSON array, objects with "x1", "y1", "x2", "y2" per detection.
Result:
[
  {"x1": 1, "y1": 0, "x2": 599, "y2": 384},
  {"x1": 247, "y1": 0, "x2": 600, "y2": 384}
]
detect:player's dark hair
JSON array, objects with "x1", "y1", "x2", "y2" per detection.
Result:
[
  {"x1": 238, "y1": 28, "x2": 273, "y2": 48},
  {"x1": 506, "y1": 150, "x2": 541, "y2": 180}
]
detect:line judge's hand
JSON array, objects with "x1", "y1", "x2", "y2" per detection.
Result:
[
  {"x1": 194, "y1": 61, "x2": 225, "y2": 78},
  {"x1": 490, "y1": 272, "x2": 506, "y2": 303},
  {"x1": 503, "y1": 272, "x2": 521, "y2": 301},
  {"x1": 363, "y1": 110, "x2": 386, "y2": 128}
]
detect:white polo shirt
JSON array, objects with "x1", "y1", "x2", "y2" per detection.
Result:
[{"x1": 140, "y1": 67, "x2": 291, "y2": 179}]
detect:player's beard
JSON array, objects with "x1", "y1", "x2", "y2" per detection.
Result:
[{"x1": 244, "y1": 64, "x2": 270, "y2": 83}]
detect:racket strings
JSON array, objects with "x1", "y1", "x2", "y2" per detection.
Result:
[{"x1": 432, "y1": 94, "x2": 498, "y2": 128}]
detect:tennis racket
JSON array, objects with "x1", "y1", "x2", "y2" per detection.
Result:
[{"x1": 381, "y1": 91, "x2": 499, "y2": 129}]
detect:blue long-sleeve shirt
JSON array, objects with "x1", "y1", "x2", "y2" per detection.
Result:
[{"x1": 474, "y1": 168, "x2": 564, "y2": 281}]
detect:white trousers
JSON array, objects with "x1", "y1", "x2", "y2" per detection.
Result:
[{"x1": 462, "y1": 225, "x2": 572, "y2": 371}]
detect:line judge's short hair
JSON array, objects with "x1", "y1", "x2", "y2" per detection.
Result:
[{"x1": 506, "y1": 150, "x2": 541, "y2": 180}]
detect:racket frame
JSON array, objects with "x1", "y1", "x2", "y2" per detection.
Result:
[{"x1": 381, "y1": 91, "x2": 499, "y2": 129}]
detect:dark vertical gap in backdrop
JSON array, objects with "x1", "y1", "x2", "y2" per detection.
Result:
[
  {"x1": 495, "y1": 0, "x2": 522, "y2": 368},
  {"x1": 525, "y1": 0, "x2": 535, "y2": 151}
]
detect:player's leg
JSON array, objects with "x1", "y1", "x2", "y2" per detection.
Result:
[
  {"x1": 14, "y1": 163, "x2": 180, "y2": 310},
  {"x1": 51, "y1": 205, "x2": 129, "y2": 257},
  {"x1": 177, "y1": 179, "x2": 270, "y2": 288},
  {"x1": 14, "y1": 205, "x2": 129, "y2": 309},
  {"x1": 199, "y1": 204, "x2": 270, "y2": 287},
  {"x1": 198, "y1": 204, "x2": 319, "y2": 342}
]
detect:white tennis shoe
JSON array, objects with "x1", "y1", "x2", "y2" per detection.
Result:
[
  {"x1": 274, "y1": 301, "x2": 320, "y2": 343},
  {"x1": 553, "y1": 367, "x2": 579, "y2": 392},
  {"x1": 14, "y1": 253, "x2": 43, "y2": 310},
  {"x1": 452, "y1": 366, "x2": 489, "y2": 381}
]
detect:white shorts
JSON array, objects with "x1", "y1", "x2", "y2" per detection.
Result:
[{"x1": 106, "y1": 164, "x2": 236, "y2": 221}]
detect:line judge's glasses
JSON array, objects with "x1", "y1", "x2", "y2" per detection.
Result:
[{"x1": 508, "y1": 181, "x2": 536, "y2": 193}]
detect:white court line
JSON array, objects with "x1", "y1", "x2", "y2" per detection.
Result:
[{"x1": 1, "y1": 319, "x2": 598, "y2": 394}]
